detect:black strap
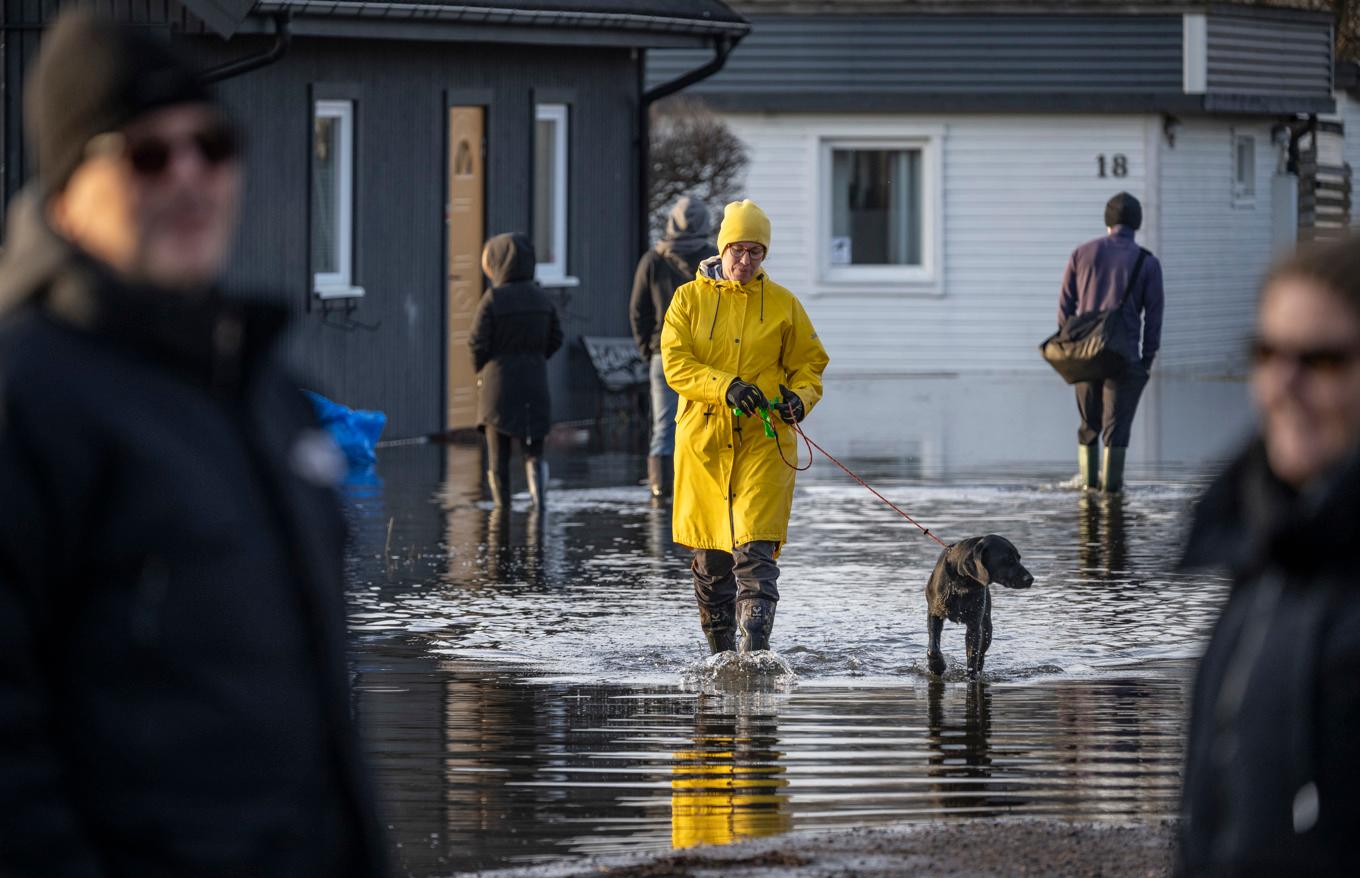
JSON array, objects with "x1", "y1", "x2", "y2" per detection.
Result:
[{"x1": 1113, "y1": 248, "x2": 1149, "y2": 314}]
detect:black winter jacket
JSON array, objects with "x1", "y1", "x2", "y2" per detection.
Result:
[
  {"x1": 470, "y1": 233, "x2": 563, "y2": 440},
  {"x1": 628, "y1": 242, "x2": 716, "y2": 360},
  {"x1": 1178, "y1": 440, "x2": 1360, "y2": 875},
  {"x1": 0, "y1": 194, "x2": 385, "y2": 878}
]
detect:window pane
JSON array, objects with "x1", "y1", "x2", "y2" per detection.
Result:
[
  {"x1": 831, "y1": 148, "x2": 921, "y2": 266},
  {"x1": 534, "y1": 118, "x2": 557, "y2": 266},
  {"x1": 311, "y1": 114, "x2": 338, "y2": 275}
]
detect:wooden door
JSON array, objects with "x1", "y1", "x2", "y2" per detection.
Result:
[{"x1": 446, "y1": 106, "x2": 485, "y2": 431}]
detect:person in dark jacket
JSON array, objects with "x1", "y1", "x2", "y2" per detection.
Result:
[
  {"x1": 630, "y1": 197, "x2": 716, "y2": 500},
  {"x1": 1058, "y1": 192, "x2": 1165, "y2": 492},
  {"x1": 1179, "y1": 236, "x2": 1360, "y2": 875},
  {"x1": 470, "y1": 232, "x2": 564, "y2": 510},
  {"x1": 0, "y1": 11, "x2": 384, "y2": 877}
]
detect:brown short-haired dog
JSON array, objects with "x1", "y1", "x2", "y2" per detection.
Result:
[{"x1": 926, "y1": 535, "x2": 1034, "y2": 679}]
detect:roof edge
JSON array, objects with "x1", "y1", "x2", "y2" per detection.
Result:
[{"x1": 252, "y1": 1, "x2": 750, "y2": 38}]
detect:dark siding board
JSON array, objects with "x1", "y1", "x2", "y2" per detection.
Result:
[
  {"x1": 1206, "y1": 13, "x2": 1332, "y2": 97},
  {"x1": 175, "y1": 36, "x2": 637, "y2": 438},
  {"x1": 647, "y1": 14, "x2": 1186, "y2": 101}
]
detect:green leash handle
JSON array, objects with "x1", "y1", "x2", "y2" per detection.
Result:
[{"x1": 732, "y1": 397, "x2": 781, "y2": 439}]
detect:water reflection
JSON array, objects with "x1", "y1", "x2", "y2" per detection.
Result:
[
  {"x1": 1078, "y1": 492, "x2": 1129, "y2": 580},
  {"x1": 670, "y1": 694, "x2": 791, "y2": 849},
  {"x1": 925, "y1": 680, "x2": 997, "y2": 812}
]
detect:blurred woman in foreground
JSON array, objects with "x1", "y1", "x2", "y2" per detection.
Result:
[{"x1": 1179, "y1": 237, "x2": 1360, "y2": 874}]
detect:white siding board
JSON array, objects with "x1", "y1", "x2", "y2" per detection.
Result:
[
  {"x1": 1157, "y1": 117, "x2": 1277, "y2": 373},
  {"x1": 1339, "y1": 92, "x2": 1360, "y2": 231},
  {"x1": 725, "y1": 113, "x2": 1149, "y2": 375}
]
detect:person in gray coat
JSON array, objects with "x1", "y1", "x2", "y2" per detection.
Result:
[
  {"x1": 630, "y1": 196, "x2": 717, "y2": 499},
  {"x1": 470, "y1": 233, "x2": 563, "y2": 509}
]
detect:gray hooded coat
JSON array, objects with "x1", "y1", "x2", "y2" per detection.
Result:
[
  {"x1": 630, "y1": 197, "x2": 717, "y2": 359},
  {"x1": 470, "y1": 232, "x2": 563, "y2": 440}
]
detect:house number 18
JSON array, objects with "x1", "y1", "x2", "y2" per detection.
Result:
[{"x1": 1097, "y1": 154, "x2": 1129, "y2": 178}]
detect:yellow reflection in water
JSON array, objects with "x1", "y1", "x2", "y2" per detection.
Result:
[{"x1": 670, "y1": 715, "x2": 791, "y2": 848}]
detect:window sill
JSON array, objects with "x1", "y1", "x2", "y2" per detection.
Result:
[
  {"x1": 314, "y1": 285, "x2": 366, "y2": 300},
  {"x1": 1231, "y1": 197, "x2": 1256, "y2": 209},
  {"x1": 537, "y1": 275, "x2": 580, "y2": 289}
]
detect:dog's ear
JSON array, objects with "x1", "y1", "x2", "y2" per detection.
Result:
[{"x1": 962, "y1": 537, "x2": 992, "y2": 585}]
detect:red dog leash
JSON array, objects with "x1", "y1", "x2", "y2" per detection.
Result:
[{"x1": 775, "y1": 419, "x2": 949, "y2": 549}]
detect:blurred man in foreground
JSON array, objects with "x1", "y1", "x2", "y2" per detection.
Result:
[{"x1": 0, "y1": 11, "x2": 384, "y2": 876}]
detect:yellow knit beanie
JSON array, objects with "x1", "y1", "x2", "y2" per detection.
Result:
[{"x1": 717, "y1": 199, "x2": 771, "y2": 255}]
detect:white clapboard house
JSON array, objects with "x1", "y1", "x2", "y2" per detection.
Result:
[{"x1": 649, "y1": 0, "x2": 1337, "y2": 469}]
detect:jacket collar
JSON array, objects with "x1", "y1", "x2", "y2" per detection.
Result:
[
  {"x1": 1182, "y1": 438, "x2": 1360, "y2": 578},
  {"x1": 696, "y1": 254, "x2": 769, "y2": 292},
  {"x1": 0, "y1": 185, "x2": 288, "y2": 394},
  {"x1": 1110, "y1": 226, "x2": 1138, "y2": 240}
]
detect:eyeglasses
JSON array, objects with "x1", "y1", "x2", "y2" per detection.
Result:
[
  {"x1": 726, "y1": 245, "x2": 766, "y2": 263},
  {"x1": 86, "y1": 123, "x2": 240, "y2": 178},
  {"x1": 1249, "y1": 337, "x2": 1360, "y2": 375}
]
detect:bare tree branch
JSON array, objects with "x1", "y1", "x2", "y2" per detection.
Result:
[{"x1": 648, "y1": 98, "x2": 750, "y2": 240}]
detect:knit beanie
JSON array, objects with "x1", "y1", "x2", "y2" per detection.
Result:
[
  {"x1": 25, "y1": 8, "x2": 216, "y2": 196},
  {"x1": 1104, "y1": 192, "x2": 1143, "y2": 231},
  {"x1": 717, "y1": 199, "x2": 772, "y2": 255}
]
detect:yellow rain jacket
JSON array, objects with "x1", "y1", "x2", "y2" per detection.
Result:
[{"x1": 662, "y1": 262, "x2": 829, "y2": 551}]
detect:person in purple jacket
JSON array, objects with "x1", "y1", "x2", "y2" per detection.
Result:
[{"x1": 1058, "y1": 192, "x2": 1165, "y2": 493}]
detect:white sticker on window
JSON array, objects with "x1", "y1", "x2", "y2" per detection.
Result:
[{"x1": 830, "y1": 236, "x2": 852, "y2": 266}]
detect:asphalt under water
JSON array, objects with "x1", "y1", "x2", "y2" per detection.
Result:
[{"x1": 345, "y1": 445, "x2": 1228, "y2": 876}]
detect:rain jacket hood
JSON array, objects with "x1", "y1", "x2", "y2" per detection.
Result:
[
  {"x1": 656, "y1": 196, "x2": 713, "y2": 259},
  {"x1": 661, "y1": 261, "x2": 829, "y2": 551},
  {"x1": 482, "y1": 232, "x2": 536, "y2": 288}
]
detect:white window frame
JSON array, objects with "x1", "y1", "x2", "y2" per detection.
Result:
[
  {"x1": 534, "y1": 103, "x2": 574, "y2": 286},
  {"x1": 1232, "y1": 131, "x2": 1256, "y2": 207},
  {"x1": 312, "y1": 99, "x2": 363, "y2": 299},
  {"x1": 816, "y1": 130, "x2": 943, "y2": 294}
]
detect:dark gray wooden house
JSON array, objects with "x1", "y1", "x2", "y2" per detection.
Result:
[{"x1": 1, "y1": 0, "x2": 748, "y2": 438}]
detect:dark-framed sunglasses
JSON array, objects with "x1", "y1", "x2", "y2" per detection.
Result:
[
  {"x1": 86, "y1": 123, "x2": 240, "y2": 178},
  {"x1": 1248, "y1": 337, "x2": 1360, "y2": 374}
]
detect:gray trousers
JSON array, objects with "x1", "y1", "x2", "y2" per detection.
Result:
[
  {"x1": 691, "y1": 541, "x2": 780, "y2": 611},
  {"x1": 1075, "y1": 363, "x2": 1150, "y2": 448}
]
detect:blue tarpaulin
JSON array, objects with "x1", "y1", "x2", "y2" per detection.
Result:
[{"x1": 303, "y1": 391, "x2": 387, "y2": 467}]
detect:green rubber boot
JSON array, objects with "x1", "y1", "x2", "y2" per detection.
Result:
[
  {"x1": 1079, "y1": 444, "x2": 1100, "y2": 490},
  {"x1": 1101, "y1": 447, "x2": 1127, "y2": 494}
]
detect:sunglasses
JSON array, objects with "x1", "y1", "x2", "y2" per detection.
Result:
[
  {"x1": 726, "y1": 245, "x2": 766, "y2": 262},
  {"x1": 86, "y1": 124, "x2": 240, "y2": 178},
  {"x1": 1249, "y1": 338, "x2": 1360, "y2": 374}
]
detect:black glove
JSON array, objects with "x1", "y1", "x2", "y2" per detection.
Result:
[
  {"x1": 726, "y1": 378, "x2": 765, "y2": 415},
  {"x1": 1140, "y1": 355, "x2": 1155, "y2": 373},
  {"x1": 774, "y1": 384, "x2": 805, "y2": 424}
]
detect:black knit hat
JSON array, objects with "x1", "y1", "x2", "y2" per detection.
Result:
[
  {"x1": 25, "y1": 9, "x2": 216, "y2": 196},
  {"x1": 1104, "y1": 192, "x2": 1142, "y2": 231}
]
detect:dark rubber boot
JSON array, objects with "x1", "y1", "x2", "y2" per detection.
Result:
[
  {"x1": 487, "y1": 468, "x2": 509, "y2": 509},
  {"x1": 648, "y1": 455, "x2": 669, "y2": 501},
  {"x1": 698, "y1": 604, "x2": 736, "y2": 654},
  {"x1": 526, "y1": 459, "x2": 548, "y2": 510},
  {"x1": 1079, "y1": 444, "x2": 1099, "y2": 490},
  {"x1": 737, "y1": 598, "x2": 777, "y2": 653},
  {"x1": 1101, "y1": 447, "x2": 1127, "y2": 494}
]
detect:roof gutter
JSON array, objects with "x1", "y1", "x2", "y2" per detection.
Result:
[
  {"x1": 636, "y1": 33, "x2": 741, "y2": 255},
  {"x1": 252, "y1": 1, "x2": 748, "y2": 37},
  {"x1": 200, "y1": 12, "x2": 292, "y2": 83}
]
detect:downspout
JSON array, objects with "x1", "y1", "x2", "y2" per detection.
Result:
[
  {"x1": 200, "y1": 12, "x2": 292, "y2": 84},
  {"x1": 637, "y1": 35, "x2": 737, "y2": 255}
]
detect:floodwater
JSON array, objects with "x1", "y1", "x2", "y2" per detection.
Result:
[{"x1": 345, "y1": 385, "x2": 1244, "y2": 876}]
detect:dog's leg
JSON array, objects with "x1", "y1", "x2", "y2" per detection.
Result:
[
  {"x1": 926, "y1": 613, "x2": 946, "y2": 676},
  {"x1": 965, "y1": 616, "x2": 981, "y2": 680},
  {"x1": 978, "y1": 595, "x2": 993, "y2": 676}
]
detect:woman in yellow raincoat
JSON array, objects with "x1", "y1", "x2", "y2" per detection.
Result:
[{"x1": 661, "y1": 200, "x2": 830, "y2": 653}]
